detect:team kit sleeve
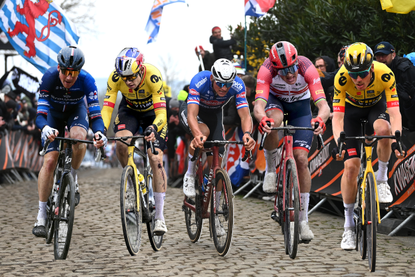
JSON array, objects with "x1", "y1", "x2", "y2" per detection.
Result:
[
  {"x1": 332, "y1": 67, "x2": 348, "y2": 113},
  {"x1": 83, "y1": 72, "x2": 105, "y2": 133},
  {"x1": 233, "y1": 77, "x2": 249, "y2": 110},
  {"x1": 380, "y1": 66, "x2": 399, "y2": 108},
  {"x1": 301, "y1": 57, "x2": 326, "y2": 104},
  {"x1": 187, "y1": 72, "x2": 207, "y2": 106},
  {"x1": 101, "y1": 70, "x2": 120, "y2": 130},
  {"x1": 35, "y1": 68, "x2": 55, "y2": 130},
  {"x1": 255, "y1": 61, "x2": 273, "y2": 104},
  {"x1": 146, "y1": 65, "x2": 167, "y2": 132}
]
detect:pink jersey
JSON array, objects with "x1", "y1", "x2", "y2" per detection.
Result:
[{"x1": 255, "y1": 56, "x2": 326, "y2": 104}]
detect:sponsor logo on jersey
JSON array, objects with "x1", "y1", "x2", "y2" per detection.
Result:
[
  {"x1": 195, "y1": 77, "x2": 207, "y2": 88},
  {"x1": 257, "y1": 79, "x2": 265, "y2": 84},
  {"x1": 189, "y1": 88, "x2": 199, "y2": 96},
  {"x1": 312, "y1": 78, "x2": 321, "y2": 85},
  {"x1": 347, "y1": 148, "x2": 357, "y2": 156},
  {"x1": 237, "y1": 92, "x2": 246, "y2": 98},
  {"x1": 232, "y1": 81, "x2": 243, "y2": 92},
  {"x1": 89, "y1": 91, "x2": 98, "y2": 100}
]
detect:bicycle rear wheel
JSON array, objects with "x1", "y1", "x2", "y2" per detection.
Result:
[
  {"x1": 283, "y1": 159, "x2": 299, "y2": 259},
  {"x1": 120, "y1": 166, "x2": 142, "y2": 256},
  {"x1": 366, "y1": 172, "x2": 377, "y2": 272},
  {"x1": 45, "y1": 195, "x2": 54, "y2": 244},
  {"x1": 210, "y1": 168, "x2": 233, "y2": 256},
  {"x1": 183, "y1": 174, "x2": 203, "y2": 242},
  {"x1": 54, "y1": 173, "x2": 75, "y2": 260},
  {"x1": 145, "y1": 172, "x2": 163, "y2": 251}
]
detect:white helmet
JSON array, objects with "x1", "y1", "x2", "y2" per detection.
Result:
[{"x1": 211, "y1": 59, "x2": 237, "y2": 83}]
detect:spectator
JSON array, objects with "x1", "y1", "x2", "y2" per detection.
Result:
[
  {"x1": 315, "y1": 56, "x2": 336, "y2": 74},
  {"x1": 210, "y1": 26, "x2": 236, "y2": 61},
  {"x1": 195, "y1": 45, "x2": 215, "y2": 72},
  {"x1": 404, "y1": 52, "x2": 415, "y2": 65},
  {"x1": 0, "y1": 99, "x2": 17, "y2": 133},
  {"x1": 374, "y1": 41, "x2": 415, "y2": 131},
  {"x1": 232, "y1": 61, "x2": 246, "y2": 77}
]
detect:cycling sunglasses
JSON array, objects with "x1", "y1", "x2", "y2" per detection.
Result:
[
  {"x1": 215, "y1": 81, "x2": 233, "y2": 88},
  {"x1": 348, "y1": 68, "x2": 371, "y2": 79},
  {"x1": 277, "y1": 64, "x2": 298, "y2": 76},
  {"x1": 60, "y1": 68, "x2": 80, "y2": 77},
  {"x1": 120, "y1": 71, "x2": 140, "y2": 82}
]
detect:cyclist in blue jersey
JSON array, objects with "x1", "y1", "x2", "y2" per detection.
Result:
[
  {"x1": 179, "y1": 59, "x2": 256, "y2": 199},
  {"x1": 32, "y1": 46, "x2": 107, "y2": 238}
]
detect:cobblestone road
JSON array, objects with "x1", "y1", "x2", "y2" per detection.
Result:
[{"x1": 1, "y1": 167, "x2": 414, "y2": 276}]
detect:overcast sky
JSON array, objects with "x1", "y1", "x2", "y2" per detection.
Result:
[{"x1": 2, "y1": 0, "x2": 250, "y2": 95}]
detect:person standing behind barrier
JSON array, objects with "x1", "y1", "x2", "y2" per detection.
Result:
[
  {"x1": 101, "y1": 47, "x2": 169, "y2": 235},
  {"x1": 33, "y1": 46, "x2": 107, "y2": 237},
  {"x1": 374, "y1": 41, "x2": 415, "y2": 132},
  {"x1": 331, "y1": 42, "x2": 406, "y2": 250},
  {"x1": 195, "y1": 45, "x2": 215, "y2": 72},
  {"x1": 254, "y1": 41, "x2": 330, "y2": 242},
  {"x1": 210, "y1": 26, "x2": 236, "y2": 61}
]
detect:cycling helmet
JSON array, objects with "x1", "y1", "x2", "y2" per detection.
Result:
[
  {"x1": 344, "y1": 42, "x2": 374, "y2": 72},
  {"x1": 211, "y1": 59, "x2": 237, "y2": 83},
  {"x1": 115, "y1": 47, "x2": 144, "y2": 76},
  {"x1": 269, "y1": 41, "x2": 298, "y2": 68},
  {"x1": 57, "y1": 46, "x2": 85, "y2": 70}
]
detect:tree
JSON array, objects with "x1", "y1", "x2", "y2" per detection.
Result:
[
  {"x1": 231, "y1": 0, "x2": 415, "y2": 76},
  {"x1": 55, "y1": 0, "x2": 97, "y2": 36}
]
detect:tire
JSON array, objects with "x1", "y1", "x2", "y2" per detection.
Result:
[
  {"x1": 54, "y1": 173, "x2": 75, "y2": 260},
  {"x1": 184, "y1": 174, "x2": 203, "y2": 242},
  {"x1": 366, "y1": 172, "x2": 377, "y2": 272},
  {"x1": 120, "y1": 166, "x2": 142, "y2": 256},
  {"x1": 210, "y1": 168, "x2": 233, "y2": 256},
  {"x1": 146, "y1": 171, "x2": 163, "y2": 251},
  {"x1": 45, "y1": 195, "x2": 54, "y2": 244},
  {"x1": 358, "y1": 185, "x2": 367, "y2": 260},
  {"x1": 283, "y1": 159, "x2": 299, "y2": 259}
]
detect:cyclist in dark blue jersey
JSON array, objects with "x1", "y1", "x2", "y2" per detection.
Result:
[
  {"x1": 179, "y1": 59, "x2": 256, "y2": 198},
  {"x1": 32, "y1": 46, "x2": 107, "y2": 238}
]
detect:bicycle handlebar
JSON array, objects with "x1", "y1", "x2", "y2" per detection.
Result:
[
  {"x1": 259, "y1": 121, "x2": 324, "y2": 151},
  {"x1": 190, "y1": 140, "x2": 251, "y2": 162},
  {"x1": 337, "y1": 130, "x2": 403, "y2": 158},
  {"x1": 39, "y1": 137, "x2": 106, "y2": 162},
  {"x1": 108, "y1": 134, "x2": 158, "y2": 155}
]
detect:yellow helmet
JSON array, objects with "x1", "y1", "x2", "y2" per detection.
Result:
[{"x1": 344, "y1": 42, "x2": 373, "y2": 72}]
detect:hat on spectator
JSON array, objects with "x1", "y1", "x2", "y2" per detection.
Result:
[
  {"x1": 169, "y1": 98, "x2": 180, "y2": 110},
  {"x1": 5, "y1": 99, "x2": 17, "y2": 110},
  {"x1": 232, "y1": 61, "x2": 245, "y2": 76},
  {"x1": 212, "y1": 26, "x2": 221, "y2": 33},
  {"x1": 195, "y1": 45, "x2": 204, "y2": 53},
  {"x1": 403, "y1": 52, "x2": 415, "y2": 66},
  {"x1": 374, "y1": 42, "x2": 395, "y2": 55}
]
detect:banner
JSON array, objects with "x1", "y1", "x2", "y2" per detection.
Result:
[
  {"x1": 244, "y1": 0, "x2": 275, "y2": 17},
  {"x1": 0, "y1": 66, "x2": 39, "y2": 102},
  {"x1": 0, "y1": 0, "x2": 79, "y2": 73},
  {"x1": 145, "y1": 0, "x2": 185, "y2": 44},
  {"x1": 380, "y1": 0, "x2": 415, "y2": 14}
]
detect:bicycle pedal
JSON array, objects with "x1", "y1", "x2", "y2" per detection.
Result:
[{"x1": 300, "y1": 239, "x2": 311, "y2": 244}]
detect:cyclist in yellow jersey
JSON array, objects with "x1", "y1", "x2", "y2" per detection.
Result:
[
  {"x1": 332, "y1": 42, "x2": 406, "y2": 250},
  {"x1": 101, "y1": 47, "x2": 169, "y2": 235}
]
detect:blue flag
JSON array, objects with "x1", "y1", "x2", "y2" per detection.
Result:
[
  {"x1": 0, "y1": 0, "x2": 80, "y2": 74},
  {"x1": 145, "y1": 0, "x2": 185, "y2": 44}
]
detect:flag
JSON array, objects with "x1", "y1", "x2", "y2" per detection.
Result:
[
  {"x1": 244, "y1": 0, "x2": 275, "y2": 17},
  {"x1": 0, "y1": 0, "x2": 80, "y2": 74},
  {"x1": 380, "y1": 0, "x2": 415, "y2": 14},
  {"x1": 145, "y1": 0, "x2": 185, "y2": 44}
]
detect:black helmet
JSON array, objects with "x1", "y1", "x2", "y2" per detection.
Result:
[{"x1": 57, "y1": 46, "x2": 85, "y2": 71}]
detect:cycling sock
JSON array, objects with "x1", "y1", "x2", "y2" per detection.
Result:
[
  {"x1": 264, "y1": 148, "x2": 278, "y2": 173},
  {"x1": 186, "y1": 154, "x2": 195, "y2": 176},
  {"x1": 37, "y1": 201, "x2": 47, "y2": 220},
  {"x1": 216, "y1": 191, "x2": 222, "y2": 210},
  {"x1": 154, "y1": 192, "x2": 165, "y2": 221},
  {"x1": 344, "y1": 203, "x2": 355, "y2": 229},
  {"x1": 377, "y1": 160, "x2": 389, "y2": 182},
  {"x1": 300, "y1": 193, "x2": 310, "y2": 222}
]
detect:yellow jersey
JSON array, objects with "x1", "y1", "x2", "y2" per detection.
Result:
[
  {"x1": 333, "y1": 61, "x2": 399, "y2": 112},
  {"x1": 101, "y1": 63, "x2": 167, "y2": 132}
]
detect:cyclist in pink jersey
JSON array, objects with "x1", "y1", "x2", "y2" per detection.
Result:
[{"x1": 254, "y1": 41, "x2": 330, "y2": 241}]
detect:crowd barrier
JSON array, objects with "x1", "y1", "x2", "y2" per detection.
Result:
[{"x1": 0, "y1": 130, "x2": 43, "y2": 183}]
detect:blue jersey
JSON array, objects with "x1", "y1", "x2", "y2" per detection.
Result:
[
  {"x1": 187, "y1": 71, "x2": 248, "y2": 112},
  {"x1": 36, "y1": 66, "x2": 104, "y2": 133}
]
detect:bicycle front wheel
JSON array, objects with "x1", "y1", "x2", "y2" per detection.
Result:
[
  {"x1": 145, "y1": 171, "x2": 163, "y2": 251},
  {"x1": 120, "y1": 166, "x2": 142, "y2": 256},
  {"x1": 54, "y1": 173, "x2": 75, "y2": 260},
  {"x1": 284, "y1": 159, "x2": 299, "y2": 259},
  {"x1": 183, "y1": 175, "x2": 203, "y2": 242},
  {"x1": 366, "y1": 172, "x2": 377, "y2": 272},
  {"x1": 210, "y1": 168, "x2": 234, "y2": 256}
]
